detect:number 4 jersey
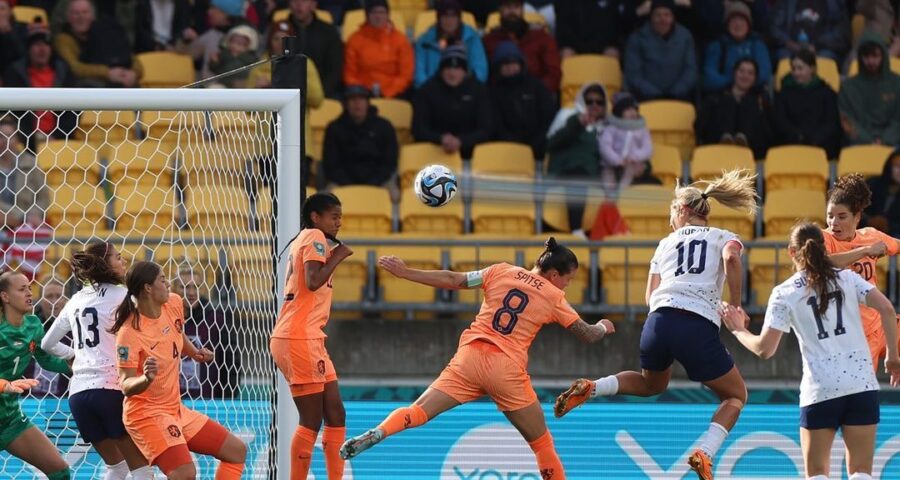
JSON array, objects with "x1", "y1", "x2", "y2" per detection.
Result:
[
  {"x1": 764, "y1": 269, "x2": 877, "y2": 406},
  {"x1": 649, "y1": 226, "x2": 742, "y2": 326}
]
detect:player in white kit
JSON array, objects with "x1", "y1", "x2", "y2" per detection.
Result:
[
  {"x1": 721, "y1": 222, "x2": 900, "y2": 480},
  {"x1": 555, "y1": 169, "x2": 759, "y2": 480},
  {"x1": 41, "y1": 242, "x2": 153, "y2": 480}
]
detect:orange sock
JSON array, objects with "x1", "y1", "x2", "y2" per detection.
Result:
[
  {"x1": 291, "y1": 426, "x2": 318, "y2": 480},
  {"x1": 322, "y1": 426, "x2": 346, "y2": 480},
  {"x1": 376, "y1": 404, "x2": 428, "y2": 437},
  {"x1": 528, "y1": 431, "x2": 566, "y2": 480},
  {"x1": 215, "y1": 462, "x2": 244, "y2": 480}
]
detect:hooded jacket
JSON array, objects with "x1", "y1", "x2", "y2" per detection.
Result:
[
  {"x1": 322, "y1": 105, "x2": 398, "y2": 187},
  {"x1": 546, "y1": 82, "x2": 608, "y2": 176},
  {"x1": 703, "y1": 31, "x2": 772, "y2": 91},
  {"x1": 623, "y1": 20, "x2": 697, "y2": 100},
  {"x1": 599, "y1": 116, "x2": 653, "y2": 167},
  {"x1": 773, "y1": 73, "x2": 840, "y2": 157},
  {"x1": 413, "y1": 73, "x2": 493, "y2": 159},
  {"x1": 344, "y1": 21, "x2": 414, "y2": 98},
  {"x1": 414, "y1": 23, "x2": 488, "y2": 88},
  {"x1": 865, "y1": 150, "x2": 900, "y2": 237},
  {"x1": 482, "y1": 18, "x2": 561, "y2": 92},
  {"x1": 839, "y1": 31, "x2": 900, "y2": 145}
]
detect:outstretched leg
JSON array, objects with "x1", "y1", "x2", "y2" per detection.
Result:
[{"x1": 505, "y1": 401, "x2": 566, "y2": 480}]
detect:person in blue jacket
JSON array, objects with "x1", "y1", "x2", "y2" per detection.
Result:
[
  {"x1": 702, "y1": 1, "x2": 771, "y2": 92},
  {"x1": 414, "y1": 0, "x2": 487, "y2": 88}
]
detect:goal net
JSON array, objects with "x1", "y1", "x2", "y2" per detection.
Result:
[{"x1": 0, "y1": 88, "x2": 303, "y2": 479}]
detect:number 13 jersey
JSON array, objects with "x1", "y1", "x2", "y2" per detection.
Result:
[
  {"x1": 459, "y1": 263, "x2": 580, "y2": 369},
  {"x1": 649, "y1": 226, "x2": 742, "y2": 326}
]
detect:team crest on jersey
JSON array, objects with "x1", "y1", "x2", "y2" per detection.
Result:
[
  {"x1": 175, "y1": 319, "x2": 183, "y2": 333},
  {"x1": 28, "y1": 341, "x2": 35, "y2": 353},
  {"x1": 117, "y1": 346, "x2": 129, "y2": 361},
  {"x1": 167, "y1": 425, "x2": 182, "y2": 438},
  {"x1": 317, "y1": 360, "x2": 326, "y2": 375},
  {"x1": 313, "y1": 241, "x2": 326, "y2": 256}
]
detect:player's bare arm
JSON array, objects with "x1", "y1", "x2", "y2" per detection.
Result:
[
  {"x1": 378, "y1": 255, "x2": 470, "y2": 289},
  {"x1": 182, "y1": 333, "x2": 214, "y2": 363},
  {"x1": 828, "y1": 242, "x2": 888, "y2": 268},
  {"x1": 720, "y1": 303, "x2": 782, "y2": 359},
  {"x1": 118, "y1": 358, "x2": 157, "y2": 396},
  {"x1": 866, "y1": 289, "x2": 900, "y2": 386},
  {"x1": 306, "y1": 243, "x2": 354, "y2": 291},
  {"x1": 645, "y1": 273, "x2": 661, "y2": 306},
  {"x1": 722, "y1": 241, "x2": 744, "y2": 306},
  {"x1": 567, "y1": 319, "x2": 615, "y2": 343}
]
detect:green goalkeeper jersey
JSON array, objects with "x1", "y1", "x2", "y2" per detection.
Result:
[{"x1": 0, "y1": 314, "x2": 71, "y2": 416}]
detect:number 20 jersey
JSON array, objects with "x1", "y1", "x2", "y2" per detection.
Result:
[{"x1": 649, "y1": 226, "x2": 742, "y2": 326}]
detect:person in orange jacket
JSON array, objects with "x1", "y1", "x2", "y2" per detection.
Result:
[{"x1": 343, "y1": 0, "x2": 414, "y2": 98}]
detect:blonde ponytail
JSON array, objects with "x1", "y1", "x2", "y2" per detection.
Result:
[{"x1": 674, "y1": 168, "x2": 759, "y2": 220}]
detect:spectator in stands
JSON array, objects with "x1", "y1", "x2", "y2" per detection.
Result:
[
  {"x1": 0, "y1": 120, "x2": 48, "y2": 231},
  {"x1": 288, "y1": 0, "x2": 343, "y2": 98},
  {"x1": 482, "y1": 0, "x2": 561, "y2": 93},
  {"x1": 343, "y1": 0, "x2": 413, "y2": 99},
  {"x1": 188, "y1": 0, "x2": 244, "y2": 81},
  {"x1": 623, "y1": 0, "x2": 698, "y2": 102},
  {"x1": 209, "y1": 24, "x2": 259, "y2": 88},
  {"x1": 546, "y1": 82, "x2": 608, "y2": 237},
  {"x1": 0, "y1": 0, "x2": 27, "y2": 76},
  {"x1": 489, "y1": 41, "x2": 555, "y2": 161},
  {"x1": 865, "y1": 148, "x2": 900, "y2": 237},
  {"x1": 322, "y1": 85, "x2": 400, "y2": 200},
  {"x1": 772, "y1": 50, "x2": 840, "y2": 158},
  {"x1": 696, "y1": 58, "x2": 772, "y2": 159},
  {"x1": 3, "y1": 24, "x2": 77, "y2": 144},
  {"x1": 54, "y1": 0, "x2": 141, "y2": 87},
  {"x1": 839, "y1": 32, "x2": 900, "y2": 146},
  {"x1": 33, "y1": 277, "x2": 66, "y2": 329},
  {"x1": 702, "y1": 1, "x2": 771, "y2": 92},
  {"x1": 555, "y1": 0, "x2": 622, "y2": 58},
  {"x1": 771, "y1": 0, "x2": 850, "y2": 61},
  {"x1": 599, "y1": 92, "x2": 654, "y2": 196},
  {"x1": 414, "y1": 0, "x2": 487, "y2": 88},
  {"x1": 692, "y1": 0, "x2": 767, "y2": 46},
  {"x1": 134, "y1": 0, "x2": 196, "y2": 53},
  {"x1": 412, "y1": 45, "x2": 492, "y2": 159}
]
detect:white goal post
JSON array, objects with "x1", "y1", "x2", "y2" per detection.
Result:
[{"x1": 0, "y1": 87, "x2": 301, "y2": 478}]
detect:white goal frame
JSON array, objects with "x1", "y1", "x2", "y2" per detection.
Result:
[{"x1": 0, "y1": 87, "x2": 301, "y2": 478}]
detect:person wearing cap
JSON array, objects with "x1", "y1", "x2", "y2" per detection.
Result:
[
  {"x1": 555, "y1": 0, "x2": 623, "y2": 59},
  {"x1": 771, "y1": 0, "x2": 850, "y2": 61},
  {"x1": 489, "y1": 40, "x2": 555, "y2": 161},
  {"x1": 208, "y1": 24, "x2": 259, "y2": 87},
  {"x1": 133, "y1": 0, "x2": 196, "y2": 53},
  {"x1": 599, "y1": 92, "x2": 653, "y2": 197},
  {"x1": 691, "y1": 0, "x2": 767, "y2": 47},
  {"x1": 482, "y1": 0, "x2": 561, "y2": 93},
  {"x1": 413, "y1": 45, "x2": 492, "y2": 159},
  {"x1": 702, "y1": 1, "x2": 771, "y2": 92},
  {"x1": 623, "y1": 0, "x2": 697, "y2": 102},
  {"x1": 344, "y1": 0, "x2": 413, "y2": 98},
  {"x1": 322, "y1": 85, "x2": 400, "y2": 200},
  {"x1": 287, "y1": 0, "x2": 343, "y2": 98},
  {"x1": 188, "y1": 0, "x2": 248, "y2": 82},
  {"x1": 0, "y1": 0, "x2": 27, "y2": 75},
  {"x1": 414, "y1": 0, "x2": 487, "y2": 88},
  {"x1": 839, "y1": 31, "x2": 900, "y2": 146}
]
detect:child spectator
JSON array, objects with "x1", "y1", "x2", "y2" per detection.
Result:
[
  {"x1": 599, "y1": 92, "x2": 654, "y2": 197},
  {"x1": 209, "y1": 24, "x2": 259, "y2": 88}
]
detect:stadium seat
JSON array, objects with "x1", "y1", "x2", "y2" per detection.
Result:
[
  {"x1": 37, "y1": 140, "x2": 102, "y2": 187},
  {"x1": 413, "y1": 9, "x2": 477, "y2": 38},
  {"x1": 561, "y1": 55, "x2": 621, "y2": 107},
  {"x1": 187, "y1": 186, "x2": 251, "y2": 232},
  {"x1": 331, "y1": 186, "x2": 393, "y2": 234},
  {"x1": 327, "y1": 235, "x2": 376, "y2": 304},
  {"x1": 641, "y1": 100, "x2": 696, "y2": 160},
  {"x1": 598, "y1": 234, "x2": 657, "y2": 307},
  {"x1": 136, "y1": 52, "x2": 195, "y2": 88},
  {"x1": 46, "y1": 184, "x2": 109, "y2": 237},
  {"x1": 344, "y1": 9, "x2": 407, "y2": 40},
  {"x1": 690, "y1": 145, "x2": 755, "y2": 180},
  {"x1": 398, "y1": 143, "x2": 463, "y2": 188},
  {"x1": 852, "y1": 13, "x2": 865, "y2": 45},
  {"x1": 177, "y1": 140, "x2": 250, "y2": 188},
  {"x1": 616, "y1": 185, "x2": 673, "y2": 237},
  {"x1": 451, "y1": 236, "x2": 521, "y2": 303},
  {"x1": 115, "y1": 182, "x2": 177, "y2": 237},
  {"x1": 763, "y1": 189, "x2": 826, "y2": 237},
  {"x1": 76, "y1": 110, "x2": 137, "y2": 143},
  {"x1": 471, "y1": 190, "x2": 535, "y2": 235},
  {"x1": 376, "y1": 240, "x2": 443, "y2": 303},
  {"x1": 107, "y1": 139, "x2": 175, "y2": 187},
  {"x1": 138, "y1": 111, "x2": 205, "y2": 145},
  {"x1": 748, "y1": 244, "x2": 794, "y2": 305},
  {"x1": 837, "y1": 145, "x2": 894, "y2": 178},
  {"x1": 485, "y1": 11, "x2": 547, "y2": 30},
  {"x1": 371, "y1": 98, "x2": 413, "y2": 145},
  {"x1": 226, "y1": 244, "x2": 275, "y2": 302},
  {"x1": 650, "y1": 144, "x2": 682, "y2": 188},
  {"x1": 848, "y1": 56, "x2": 900, "y2": 76},
  {"x1": 272, "y1": 8, "x2": 333, "y2": 23},
  {"x1": 309, "y1": 99, "x2": 342, "y2": 160},
  {"x1": 707, "y1": 198, "x2": 756, "y2": 240},
  {"x1": 471, "y1": 142, "x2": 535, "y2": 178},
  {"x1": 775, "y1": 57, "x2": 840, "y2": 92},
  {"x1": 522, "y1": 235, "x2": 592, "y2": 304},
  {"x1": 12, "y1": 5, "x2": 47, "y2": 24},
  {"x1": 764, "y1": 145, "x2": 829, "y2": 192},
  {"x1": 400, "y1": 187, "x2": 464, "y2": 235},
  {"x1": 390, "y1": 0, "x2": 428, "y2": 30}
]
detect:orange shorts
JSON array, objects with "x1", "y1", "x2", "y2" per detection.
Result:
[
  {"x1": 125, "y1": 406, "x2": 209, "y2": 464},
  {"x1": 430, "y1": 340, "x2": 537, "y2": 412},
  {"x1": 271, "y1": 337, "x2": 337, "y2": 396}
]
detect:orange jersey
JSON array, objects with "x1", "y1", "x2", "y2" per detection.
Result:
[
  {"x1": 823, "y1": 227, "x2": 900, "y2": 332},
  {"x1": 272, "y1": 228, "x2": 333, "y2": 340},
  {"x1": 458, "y1": 263, "x2": 580, "y2": 369},
  {"x1": 116, "y1": 293, "x2": 186, "y2": 423}
]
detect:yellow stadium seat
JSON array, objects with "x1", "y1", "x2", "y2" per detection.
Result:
[
  {"x1": 376, "y1": 241, "x2": 443, "y2": 303},
  {"x1": 763, "y1": 189, "x2": 826, "y2": 237},
  {"x1": 617, "y1": 185, "x2": 673, "y2": 237},
  {"x1": 186, "y1": 186, "x2": 250, "y2": 234},
  {"x1": 764, "y1": 145, "x2": 829, "y2": 192},
  {"x1": 641, "y1": 100, "x2": 696, "y2": 161},
  {"x1": 47, "y1": 184, "x2": 109, "y2": 237},
  {"x1": 139, "y1": 111, "x2": 205, "y2": 145},
  {"x1": 522, "y1": 235, "x2": 592, "y2": 304},
  {"x1": 542, "y1": 186, "x2": 609, "y2": 233},
  {"x1": 136, "y1": 52, "x2": 195, "y2": 88},
  {"x1": 331, "y1": 186, "x2": 393, "y2": 234},
  {"x1": 398, "y1": 142, "x2": 463, "y2": 188},
  {"x1": 37, "y1": 140, "x2": 102, "y2": 187},
  {"x1": 451, "y1": 236, "x2": 521, "y2": 303},
  {"x1": 848, "y1": 56, "x2": 900, "y2": 76},
  {"x1": 76, "y1": 111, "x2": 137, "y2": 143},
  {"x1": 310, "y1": 99, "x2": 342, "y2": 161},
  {"x1": 272, "y1": 8, "x2": 333, "y2": 23},
  {"x1": 225, "y1": 244, "x2": 274, "y2": 302},
  {"x1": 413, "y1": 9, "x2": 476, "y2": 38},
  {"x1": 328, "y1": 236, "x2": 375, "y2": 303},
  {"x1": 651, "y1": 144, "x2": 682, "y2": 188},
  {"x1": 838, "y1": 145, "x2": 894, "y2": 178},
  {"x1": 13, "y1": 5, "x2": 47, "y2": 24},
  {"x1": 775, "y1": 57, "x2": 840, "y2": 92},
  {"x1": 852, "y1": 13, "x2": 865, "y2": 45},
  {"x1": 371, "y1": 98, "x2": 413, "y2": 144},
  {"x1": 176, "y1": 141, "x2": 249, "y2": 188},
  {"x1": 107, "y1": 140, "x2": 175, "y2": 187},
  {"x1": 344, "y1": 9, "x2": 406, "y2": 41},
  {"x1": 115, "y1": 182, "x2": 176, "y2": 237},
  {"x1": 561, "y1": 54, "x2": 621, "y2": 107},
  {"x1": 748, "y1": 243, "x2": 794, "y2": 305},
  {"x1": 485, "y1": 11, "x2": 547, "y2": 30},
  {"x1": 598, "y1": 235, "x2": 657, "y2": 307},
  {"x1": 472, "y1": 192, "x2": 535, "y2": 235},
  {"x1": 707, "y1": 199, "x2": 756, "y2": 240},
  {"x1": 391, "y1": 0, "x2": 428, "y2": 30},
  {"x1": 691, "y1": 145, "x2": 755, "y2": 180},
  {"x1": 471, "y1": 142, "x2": 535, "y2": 178},
  {"x1": 400, "y1": 188, "x2": 463, "y2": 235}
]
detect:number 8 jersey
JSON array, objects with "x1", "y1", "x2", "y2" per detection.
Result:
[{"x1": 649, "y1": 226, "x2": 742, "y2": 326}]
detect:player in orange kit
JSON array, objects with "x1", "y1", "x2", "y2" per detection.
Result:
[
  {"x1": 112, "y1": 261, "x2": 247, "y2": 480},
  {"x1": 340, "y1": 238, "x2": 614, "y2": 480},
  {"x1": 270, "y1": 192, "x2": 353, "y2": 480},
  {"x1": 823, "y1": 173, "x2": 900, "y2": 369}
]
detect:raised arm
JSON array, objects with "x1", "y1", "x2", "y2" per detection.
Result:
[
  {"x1": 567, "y1": 318, "x2": 615, "y2": 343},
  {"x1": 305, "y1": 243, "x2": 354, "y2": 291},
  {"x1": 723, "y1": 240, "x2": 744, "y2": 306},
  {"x1": 118, "y1": 358, "x2": 157, "y2": 397},
  {"x1": 378, "y1": 256, "x2": 470, "y2": 290},
  {"x1": 828, "y1": 242, "x2": 887, "y2": 269}
]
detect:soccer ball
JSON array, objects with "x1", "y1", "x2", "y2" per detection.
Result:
[{"x1": 414, "y1": 165, "x2": 458, "y2": 207}]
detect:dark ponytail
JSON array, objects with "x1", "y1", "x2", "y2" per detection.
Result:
[
  {"x1": 301, "y1": 192, "x2": 342, "y2": 230},
  {"x1": 535, "y1": 237, "x2": 578, "y2": 275},
  {"x1": 72, "y1": 241, "x2": 123, "y2": 287},
  {"x1": 791, "y1": 222, "x2": 838, "y2": 315},
  {"x1": 109, "y1": 261, "x2": 162, "y2": 334}
]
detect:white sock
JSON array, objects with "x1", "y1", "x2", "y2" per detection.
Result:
[
  {"x1": 849, "y1": 473, "x2": 873, "y2": 480},
  {"x1": 592, "y1": 375, "x2": 618, "y2": 397},
  {"x1": 103, "y1": 460, "x2": 129, "y2": 480},
  {"x1": 130, "y1": 466, "x2": 155, "y2": 479},
  {"x1": 808, "y1": 476, "x2": 829, "y2": 480},
  {"x1": 698, "y1": 422, "x2": 729, "y2": 458}
]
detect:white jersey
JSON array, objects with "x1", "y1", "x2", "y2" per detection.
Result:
[
  {"x1": 42, "y1": 284, "x2": 127, "y2": 395},
  {"x1": 649, "y1": 226, "x2": 741, "y2": 326},
  {"x1": 764, "y1": 269, "x2": 878, "y2": 407}
]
